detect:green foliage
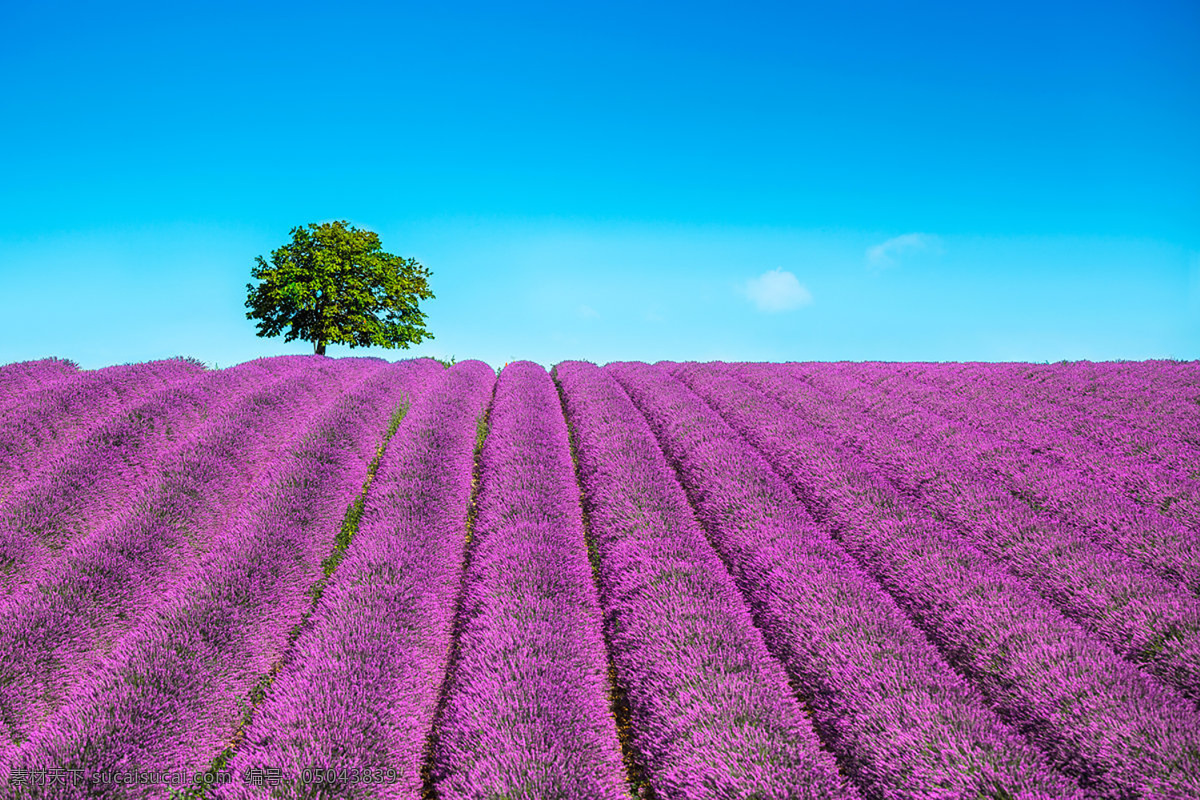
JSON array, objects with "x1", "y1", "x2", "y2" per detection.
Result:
[
  {"x1": 246, "y1": 220, "x2": 435, "y2": 355},
  {"x1": 433, "y1": 355, "x2": 457, "y2": 368}
]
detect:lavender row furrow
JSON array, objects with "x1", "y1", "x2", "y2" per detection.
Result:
[
  {"x1": 0, "y1": 355, "x2": 324, "y2": 503},
  {"x1": 727, "y1": 362, "x2": 1200, "y2": 703},
  {"x1": 216, "y1": 359, "x2": 494, "y2": 800},
  {"x1": 0, "y1": 358, "x2": 380, "y2": 754},
  {"x1": 669, "y1": 362, "x2": 1200, "y2": 800},
  {"x1": 956, "y1": 361, "x2": 1200, "y2": 485},
  {"x1": 831, "y1": 362, "x2": 1200, "y2": 531},
  {"x1": 1014, "y1": 360, "x2": 1200, "y2": 406},
  {"x1": 0, "y1": 359, "x2": 79, "y2": 413},
  {"x1": 955, "y1": 360, "x2": 1200, "y2": 401},
  {"x1": 920, "y1": 363, "x2": 1200, "y2": 518},
  {"x1": 834, "y1": 358, "x2": 1200, "y2": 542},
  {"x1": 608, "y1": 361, "x2": 1084, "y2": 799},
  {"x1": 0, "y1": 358, "x2": 351, "y2": 597},
  {"x1": 428, "y1": 361, "x2": 628, "y2": 799},
  {"x1": 554, "y1": 361, "x2": 858, "y2": 800},
  {"x1": 0, "y1": 359, "x2": 207, "y2": 502},
  {"x1": 877, "y1": 360, "x2": 1200, "y2": 465},
  {"x1": 942, "y1": 362, "x2": 1200, "y2": 443},
  {"x1": 781, "y1": 362, "x2": 1200, "y2": 596},
  {"x1": 0, "y1": 359, "x2": 442, "y2": 798},
  {"x1": 899, "y1": 361, "x2": 1200, "y2": 454}
]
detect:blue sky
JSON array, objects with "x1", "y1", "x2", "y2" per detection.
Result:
[{"x1": 2, "y1": 0, "x2": 1197, "y2": 368}]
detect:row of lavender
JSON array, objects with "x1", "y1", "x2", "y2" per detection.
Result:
[
  {"x1": 604, "y1": 362, "x2": 1082, "y2": 798},
  {"x1": 0, "y1": 357, "x2": 440, "y2": 796},
  {"x1": 891, "y1": 361, "x2": 1200, "y2": 463},
  {"x1": 663, "y1": 363, "x2": 1200, "y2": 798},
  {"x1": 417, "y1": 359, "x2": 1199, "y2": 797},
  {"x1": 949, "y1": 360, "x2": 1200, "y2": 442},
  {"x1": 0, "y1": 358, "x2": 361, "y2": 600},
  {"x1": 214, "y1": 359, "x2": 496, "y2": 798},
  {"x1": 722, "y1": 364, "x2": 1200, "y2": 700},
  {"x1": 0, "y1": 358, "x2": 203, "y2": 506},
  {"x1": 0, "y1": 358, "x2": 79, "y2": 412},
  {"x1": 785, "y1": 363, "x2": 1200, "y2": 596},
  {"x1": 1, "y1": 357, "x2": 1197, "y2": 798},
  {"x1": 804, "y1": 361, "x2": 1200, "y2": 542},
  {"x1": 216, "y1": 359, "x2": 852, "y2": 800},
  {"x1": 0, "y1": 357, "x2": 372, "y2": 751},
  {"x1": 555, "y1": 361, "x2": 858, "y2": 799}
]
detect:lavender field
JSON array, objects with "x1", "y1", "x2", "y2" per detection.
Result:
[{"x1": 0, "y1": 355, "x2": 1197, "y2": 800}]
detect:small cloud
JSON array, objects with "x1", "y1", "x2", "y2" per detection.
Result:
[
  {"x1": 577, "y1": 304, "x2": 600, "y2": 319},
  {"x1": 867, "y1": 233, "x2": 942, "y2": 268},
  {"x1": 743, "y1": 268, "x2": 813, "y2": 313}
]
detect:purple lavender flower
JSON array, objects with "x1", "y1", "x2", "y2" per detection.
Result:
[
  {"x1": 555, "y1": 360, "x2": 859, "y2": 800},
  {"x1": 0, "y1": 358, "x2": 80, "y2": 414},
  {"x1": 769, "y1": 362, "x2": 1200, "y2": 596},
  {"x1": 727, "y1": 361, "x2": 1200, "y2": 702},
  {"x1": 607, "y1": 360, "x2": 1087, "y2": 799},
  {"x1": 0, "y1": 359, "x2": 206, "y2": 502},
  {"x1": 214, "y1": 359, "x2": 494, "y2": 800},
  {"x1": 669, "y1": 361, "x2": 1200, "y2": 799},
  {"x1": 0, "y1": 359, "x2": 442, "y2": 798},
  {"x1": 425, "y1": 361, "x2": 628, "y2": 799}
]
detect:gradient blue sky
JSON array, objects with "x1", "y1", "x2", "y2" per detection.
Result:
[{"x1": 2, "y1": 0, "x2": 1197, "y2": 368}]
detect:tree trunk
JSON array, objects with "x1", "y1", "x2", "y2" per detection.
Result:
[{"x1": 315, "y1": 341, "x2": 326, "y2": 356}]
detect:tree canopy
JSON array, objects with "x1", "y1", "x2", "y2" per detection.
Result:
[{"x1": 245, "y1": 220, "x2": 434, "y2": 355}]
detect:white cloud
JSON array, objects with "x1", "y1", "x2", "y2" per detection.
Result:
[
  {"x1": 577, "y1": 304, "x2": 600, "y2": 319},
  {"x1": 743, "y1": 268, "x2": 813, "y2": 313},
  {"x1": 866, "y1": 233, "x2": 943, "y2": 268}
]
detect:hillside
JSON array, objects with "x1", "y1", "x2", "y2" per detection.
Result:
[{"x1": 0, "y1": 356, "x2": 1197, "y2": 799}]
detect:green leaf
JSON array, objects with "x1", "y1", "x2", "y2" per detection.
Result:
[{"x1": 245, "y1": 220, "x2": 435, "y2": 353}]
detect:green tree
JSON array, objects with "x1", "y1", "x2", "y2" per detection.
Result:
[{"x1": 245, "y1": 220, "x2": 434, "y2": 355}]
